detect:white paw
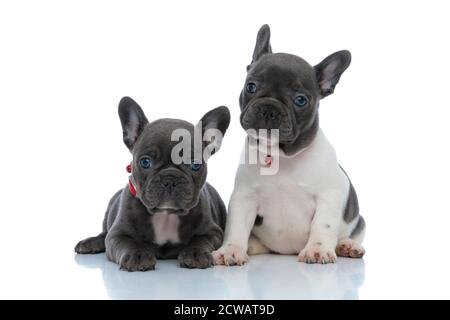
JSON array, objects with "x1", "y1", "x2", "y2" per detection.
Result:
[
  {"x1": 298, "y1": 242, "x2": 337, "y2": 264},
  {"x1": 336, "y1": 238, "x2": 365, "y2": 258},
  {"x1": 212, "y1": 244, "x2": 249, "y2": 266}
]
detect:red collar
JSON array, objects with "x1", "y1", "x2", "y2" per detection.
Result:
[{"x1": 126, "y1": 163, "x2": 137, "y2": 197}]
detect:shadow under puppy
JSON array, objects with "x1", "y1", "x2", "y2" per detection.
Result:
[
  {"x1": 75, "y1": 97, "x2": 230, "y2": 271},
  {"x1": 213, "y1": 25, "x2": 365, "y2": 265}
]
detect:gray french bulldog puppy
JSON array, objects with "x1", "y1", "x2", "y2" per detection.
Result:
[
  {"x1": 75, "y1": 97, "x2": 230, "y2": 271},
  {"x1": 213, "y1": 25, "x2": 365, "y2": 265}
]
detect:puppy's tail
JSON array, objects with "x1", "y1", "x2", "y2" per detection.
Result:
[{"x1": 74, "y1": 232, "x2": 106, "y2": 254}]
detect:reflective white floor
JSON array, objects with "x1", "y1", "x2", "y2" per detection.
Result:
[
  {"x1": 3, "y1": 238, "x2": 450, "y2": 299},
  {"x1": 74, "y1": 254, "x2": 365, "y2": 300}
]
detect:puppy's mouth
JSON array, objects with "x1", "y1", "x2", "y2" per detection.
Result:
[
  {"x1": 152, "y1": 206, "x2": 187, "y2": 215},
  {"x1": 147, "y1": 200, "x2": 190, "y2": 215},
  {"x1": 141, "y1": 195, "x2": 192, "y2": 216}
]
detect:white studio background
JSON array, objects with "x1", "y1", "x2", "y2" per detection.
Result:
[{"x1": 0, "y1": 0, "x2": 450, "y2": 299}]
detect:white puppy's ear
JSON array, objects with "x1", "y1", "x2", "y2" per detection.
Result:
[
  {"x1": 196, "y1": 106, "x2": 230, "y2": 160},
  {"x1": 118, "y1": 96, "x2": 149, "y2": 150},
  {"x1": 314, "y1": 50, "x2": 351, "y2": 98},
  {"x1": 251, "y1": 24, "x2": 272, "y2": 64}
]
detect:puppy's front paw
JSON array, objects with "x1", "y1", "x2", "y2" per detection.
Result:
[
  {"x1": 298, "y1": 243, "x2": 337, "y2": 264},
  {"x1": 212, "y1": 244, "x2": 249, "y2": 266},
  {"x1": 178, "y1": 249, "x2": 214, "y2": 269},
  {"x1": 119, "y1": 250, "x2": 157, "y2": 271}
]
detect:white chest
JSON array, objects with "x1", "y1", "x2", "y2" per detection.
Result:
[
  {"x1": 151, "y1": 211, "x2": 181, "y2": 245},
  {"x1": 252, "y1": 179, "x2": 316, "y2": 254}
]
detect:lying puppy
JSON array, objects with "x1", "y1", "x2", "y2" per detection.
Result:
[
  {"x1": 213, "y1": 25, "x2": 365, "y2": 265},
  {"x1": 75, "y1": 97, "x2": 230, "y2": 271}
]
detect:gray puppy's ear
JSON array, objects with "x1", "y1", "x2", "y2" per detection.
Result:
[
  {"x1": 118, "y1": 96, "x2": 149, "y2": 150},
  {"x1": 196, "y1": 106, "x2": 230, "y2": 157},
  {"x1": 251, "y1": 24, "x2": 272, "y2": 64},
  {"x1": 314, "y1": 50, "x2": 351, "y2": 98}
]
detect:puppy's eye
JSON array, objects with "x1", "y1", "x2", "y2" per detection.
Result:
[
  {"x1": 139, "y1": 156, "x2": 152, "y2": 169},
  {"x1": 246, "y1": 82, "x2": 257, "y2": 94},
  {"x1": 294, "y1": 95, "x2": 308, "y2": 107},
  {"x1": 190, "y1": 160, "x2": 202, "y2": 172}
]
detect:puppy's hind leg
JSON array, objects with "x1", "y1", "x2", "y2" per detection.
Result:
[
  {"x1": 75, "y1": 232, "x2": 106, "y2": 254},
  {"x1": 336, "y1": 238, "x2": 365, "y2": 258},
  {"x1": 336, "y1": 216, "x2": 366, "y2": 258},
  {"x1": 247, "y1": 235, "x2": 270, "y2": 255}
]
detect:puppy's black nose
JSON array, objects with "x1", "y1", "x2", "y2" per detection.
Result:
[
  {"x1": 258, "y1": 106, "x2": 280, "y2": 122},
  {"x1": 160, "y1": 175, "x2": 178, "y2": 193}
]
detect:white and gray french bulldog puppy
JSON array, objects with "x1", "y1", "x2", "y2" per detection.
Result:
[
  {"x1": 213, "y1": 25, "x2": 365, "y2": 265},
  {"x1": 75, "y1": 97, "x2": 230, "y2": 271}
]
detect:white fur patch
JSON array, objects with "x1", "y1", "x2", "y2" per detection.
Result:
[{"x1": 151, "y1": 211, "x2": 180, "y2": 245}]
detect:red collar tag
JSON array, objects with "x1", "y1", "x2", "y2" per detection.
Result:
[
  {"x1": 264, "y1": 155, "x2": 272, "y2": 167},
  {"x1": 126, "y1": 163, "x2": 137, "y2": 197}
]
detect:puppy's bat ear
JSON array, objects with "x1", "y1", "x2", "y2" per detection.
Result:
[
  {"x1": 251, "y1": 24, "x2": 272, "y2": 64},
  {"x1": 314, "y1": 50, "x2": 351, "y2": 98},
  {"x1": 118, "y1": 96, "x2": 149, "y2": 150},
  {"x1": 196, "y1": 106, "x2": 230, "y2": 159}
]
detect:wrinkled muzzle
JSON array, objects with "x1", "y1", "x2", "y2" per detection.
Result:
[
  {"x1": 240, "y1": 97, "x2": 296, "y2": 141},
  {"x1": 143, "y1": 168, "x2": 195, "y2": 214}
]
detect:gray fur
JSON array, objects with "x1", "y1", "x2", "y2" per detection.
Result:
[
  {"x1": 350, "y1": 216, "x2": 366, "y2": 239},
  {"x1": 75, "y1": 97, "x2": 230, "y2": 271},
  {"x1": 343, "y1": 179, "x2": 359, "y2": 223},
  {"x1": 254, "y1": 215, "x2": 264, "y2": 227},
  {"x1": 339, "y1": 165, "x2": 360, "y2": 223},
  {"x1": 251, "y1": 24, "x2": 272, "y2": 64}
]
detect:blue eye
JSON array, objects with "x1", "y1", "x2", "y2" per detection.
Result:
[
  {"x1": 139, "y1": 156, "x2": 152, "y2": 169},
  {"x1": 294, "y1": 95, "x2": 308, "y2": 107},
  {"x1": 246, "y1": 82, "x2": 257, "y2": 94},
  {"x1": 190, "y1": 160, "x2": 202, "y2": 171}
]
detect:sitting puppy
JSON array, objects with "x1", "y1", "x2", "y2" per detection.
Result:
[
  {"x1": 213, "y1": 25, "x2": 365, "y2": 265},
  {"x1": 75, "y1": 97, "x2": 230, "y2": 271}
]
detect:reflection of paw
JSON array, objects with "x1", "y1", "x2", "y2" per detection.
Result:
[
  {"x1": 178, "y1": 249, "x2": 214, "y2": 269},
  {"x1": 298, "y1": 243, "x2": 337, "y2": 264},
  {"x1": 119, "y1": 250, "x2": 157, "y2": 271},
  {"x1": 336, "y1": 238, "x2": 365, "y2": 258},
  {"x1": 212, "y1": 244, "x2": 249, "y2": 266}
]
